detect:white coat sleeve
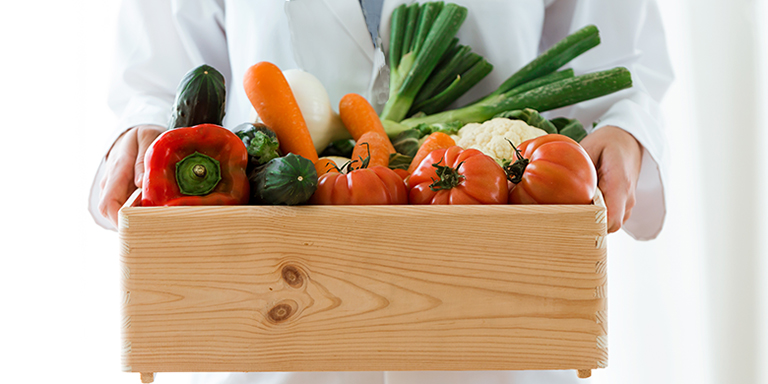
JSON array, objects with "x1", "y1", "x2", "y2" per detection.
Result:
[
  {"x1": 88, "y1": 0, "x2": 229, "y2": 229},
  {"x1": 542, "y1": 0, "x2": 674, "y2": 240}
]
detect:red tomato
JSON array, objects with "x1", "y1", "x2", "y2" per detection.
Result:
[
  {"x1": 507, "y1": 134, "x2": 597, "y2": 204},
  {"x1": 392, "y1": 168, "x2": 410, "y2": 181},
  {"x1": 407, "y1": 146, "x2": 508, "y2": 204},
  {"x1": 310, "y1": 166, "x2": 408, "y2": 205}
]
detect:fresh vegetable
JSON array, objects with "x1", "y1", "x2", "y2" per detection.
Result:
[
  {"x1": 480, "y1": 25, "x2": 600, "y2": 101},
  {"x1": 282, "y1": 69, "x2": 351, "y2": 153},
  {"x1": 493, "y1": 108, "x2": 557, "y2": 134},
  {"x1": 392, "y1": 168, "x2": 410, "y2": 181},
  {"x1": 381, "y1": 2, "x2": 475, "y2": 122},
  {"x1": 339, "y1": 93, "x2": 395, "y2": 153},
  {"x1": 394, "y1": 67, "x2": 633, "y2": 130},
  {"x1": 408, "y1": 146, "x2": 508, "y2": 204},
  {"x1": 142, "y1": 124, "x2": 249, "y2": 206},
  {"x1": 310, "y1": 150, "x2": 408, "y2": 205},
  {"x1": 407, "y1": 131, "x2": 456, "y2": 173},
  {"x1": 351, "y1": 132, "x2": 392, "y2": 168},
  {"x1": 314, "y1": 157, "x2": 340, "y2": 176},
  {"x1": 505, "y1": 134, "x2": 597, "y2": 204},
  {"x1": 168, "y1": 64, "x2": 227, "y2": 129},
  {"x1": 234, "y1": 123, "x2": 281, "y2": 173},
  {"x1": 243, "y1": 61, "x2": 318, "y2": 162},
  {"x1": 388, "y1": 153, "x2": 414, "y2": 170},
  {"x1": 250, "y1": 153, "x2": 318, "y2": 205},
  {"x1": 550, "y1": 117, "x2": 588, "y2": 142},
  {"x1": 406, "y1": 39, "x2": 494, "y2": 117},
  {"x1": 494, "y1": 109, "x2": 588, "y2": 142},
  {"x1": 391, "y1": 129, "x2": 421, "y2": 158},
  {"x1": 451, "y1": 117, "x2": 547, "y2": 163}
]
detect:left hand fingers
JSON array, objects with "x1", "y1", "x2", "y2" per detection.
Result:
[{"x1": 581, "y1": 126, "x2": 643, "y2": 233}]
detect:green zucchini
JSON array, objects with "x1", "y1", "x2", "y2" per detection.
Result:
[
  {"x1": 169, "y1": 64, "x2": 226, "y2": 129},
  {"x1": 249, "y1": 153, "x2": 318, "y2": 205}
]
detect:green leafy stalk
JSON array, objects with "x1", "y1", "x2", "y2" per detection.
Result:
[
  {"x1": 411, "y1": 2, "x2": 444, "y2": 54},
  {"x1": 397, "y1": 67, "x2": 633, "y2": 129},
  {"x1": 381, "y1": 3, "x2": 468, "y2": 122},
  {"x1": 411, "y1": 57, "x2": 493, "y2": 115},
  {"x1": 388, "y1": 4, "x2": 408, "y2": 70},
  {"x1": 402, "y1": 4, "x2": 421, "y2": 55},
  {"x1": 413, "y1": 45, "x2": 474, "y2": 106}
]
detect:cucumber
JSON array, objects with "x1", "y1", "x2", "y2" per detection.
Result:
[
  {"x1": 249, "y1": 153, "x2": 318, "y2": 205},
  {"x1": 399, "y1": 67, "x2": 633, "y2": 128},
  {"x1": 169, "y1": 64, "x2": 226, "y2": 129}
]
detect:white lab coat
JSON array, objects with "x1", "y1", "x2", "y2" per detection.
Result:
[{"x1": 89, "y1": 0, "x2": 672, "y2": 381}]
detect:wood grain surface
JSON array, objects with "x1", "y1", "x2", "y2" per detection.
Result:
[{"x1": 119, "y1": 190, "x2": 607, "y2": 373}]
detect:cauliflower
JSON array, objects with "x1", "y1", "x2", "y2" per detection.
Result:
[{"x1": 451, "y1": 118, "x2": 547, "y2": 163}]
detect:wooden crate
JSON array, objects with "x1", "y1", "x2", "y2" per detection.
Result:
[{"x1": 119, "y1": 189, "x2": 607, "y2": 383}]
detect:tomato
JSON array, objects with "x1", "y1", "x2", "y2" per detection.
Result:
[
  {"x1": 310, "y1": 165, "x2": 408, "y2": 205},
  {"x1": 407, "y1": 146, "x2": 508, "y2": 204},
  {"x1": 506, "y1": 134, "x2": 597, "y2": 204},
  {"x1": 392, "y1": 168, "x2": 410, "y2": 181}
]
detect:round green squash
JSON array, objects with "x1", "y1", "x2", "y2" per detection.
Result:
[{"x1": 249, "y1": 153, "x2": 318, "y2": 205}]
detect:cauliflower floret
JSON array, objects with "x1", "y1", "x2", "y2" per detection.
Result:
[{"x1": 451, "y1": 118, "x2": 548, "y2": 163}]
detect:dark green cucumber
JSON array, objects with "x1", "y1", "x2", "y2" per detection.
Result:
[
  {"x1": 169, "y1": 64, "x2": 226, "y2": 129},
  {"x1": 249, "y1": 153, "x2": 318, "y2": 206},
  {"x1": 399, "y1": 67, "x2": 633, "y2": 128},
  {"x1": 489, "y1": 25, "x2": 600, "y2": 98}
]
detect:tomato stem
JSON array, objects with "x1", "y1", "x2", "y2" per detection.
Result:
[
  {"x1": 347, "y1": 142, "x2": 372, "y2": 172},
  {"x1": 504, "y1": 139, "x2": 529, "y2": 184},
  {"x1": 429, "y1": 158, "x2": 466, "y2": 191}
]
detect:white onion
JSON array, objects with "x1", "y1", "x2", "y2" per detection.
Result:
[{"x1": 283, "y1": 69, "x2": 351, "y2": 153}]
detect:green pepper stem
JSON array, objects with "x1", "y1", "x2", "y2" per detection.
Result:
[{"x1": 176, "y1": 152, "x2": 222, "y2": 195}]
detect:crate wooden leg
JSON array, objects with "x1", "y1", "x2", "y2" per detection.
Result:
[
  {"x1": 140, "y1": 372, "x2": 155, "y2": 383},
  {"x1": 577, "y1": 369, "x2": 592, "y2": 379}
]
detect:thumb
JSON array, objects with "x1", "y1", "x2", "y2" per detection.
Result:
[{"x1": 134, "y1": 125, "x2": 165, "y2": 187}]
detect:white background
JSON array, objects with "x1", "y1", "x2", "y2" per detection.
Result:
[{"x1": 1, "y1": 1, "x2": 766, "y2": 384}]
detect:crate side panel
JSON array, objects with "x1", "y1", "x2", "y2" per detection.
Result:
[{"x1": 120, "y1": 205, "x2": 606, "y2": 372}]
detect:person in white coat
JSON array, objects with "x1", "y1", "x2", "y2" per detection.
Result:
[{"x1": 91, "y1": 0, "x2": 673, "y2": 382}]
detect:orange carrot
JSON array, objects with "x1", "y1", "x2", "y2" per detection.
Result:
[
  {"x1": 243, "y1": 62, "x2": 318, "y2": 162},
  {"x1": 339, "y1": 93, "x2": 395, "y2": 153},
  {"x1": 407, "y1": 132, "x2": 456, "y2": 173},
  {"x1": 351, "y1": 131, "x2": 392, "y2": 168},
  {"x1": 315, "y1": 158, "x2": 340, "y2": 176}
]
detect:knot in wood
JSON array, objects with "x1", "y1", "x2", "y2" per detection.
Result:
[
  {"x1": 268, "y1": 303, "x2": 294, "y2": 323},
  {"x1": 281, "y1": 265, "x2": 304, "y2": 288}
]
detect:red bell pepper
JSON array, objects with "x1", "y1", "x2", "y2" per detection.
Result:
[{"x1": 141, "y1": 124, "x2": 250, "y2": 206}]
